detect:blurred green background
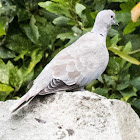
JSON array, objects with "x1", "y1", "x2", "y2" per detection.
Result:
[{"x1": 0, "y1": 0, "x2": 140, "y2": 116}]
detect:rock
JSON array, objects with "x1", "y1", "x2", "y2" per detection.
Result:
[{"x1": 0, "y1": 91, "x2": 140, "y2": 140}]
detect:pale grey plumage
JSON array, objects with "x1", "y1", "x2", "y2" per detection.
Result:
[{"x1": 10, "y1": 10, "x2": 117, "y2": 113}]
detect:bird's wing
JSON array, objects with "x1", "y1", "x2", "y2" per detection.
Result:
[
  {"x1": 39, "y1": 79, "x2": 79, "y2": 95},
  {"x1": 38, "y1": 33, "x2": 104, "y2": 94},
  {"x1": 38, "y1": 49, "x2": 81, "y2": 95}
]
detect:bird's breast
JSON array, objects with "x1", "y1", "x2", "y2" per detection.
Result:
[{"x1": 77, "y1": 43, "x2": 109, "y2": 86}]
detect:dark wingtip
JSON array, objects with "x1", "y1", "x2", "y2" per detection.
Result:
[
  {"x1": 10, "y1": 96, "x2": 35, "y2": 114},
  {"x1": 10, "y1": 101, "x2": 27, "y2": 113}
]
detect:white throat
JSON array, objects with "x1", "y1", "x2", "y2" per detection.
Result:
[
  {"x1": 91, "y1": 22, "x2": 110, "y2": 46},
  {"x1": 91, "y1": 25, "x2": 108, "y2": 36}
]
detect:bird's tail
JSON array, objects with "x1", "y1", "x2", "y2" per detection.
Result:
[{"x1": 10, "y1": 92, "x2": 35, "y2": 113}]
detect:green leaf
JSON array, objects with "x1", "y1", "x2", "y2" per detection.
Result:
[
  {"x1": 0, "y1": 84, "x2": 14, "y2": 93},
  {"x1": 0, "y1": 60, "x2": 9, "y2": 84},
  {"x1": 10, "y1": 68, "x2": 22, "y2": 91},
  {"x1": 38, "y1": 8, "x2": 57, "y2": 21},
  {"x1": 101, "y1": 74, "x2": 116, "y2": 88},
  {"x1": 35, "y1": 15, "x2": 47, "y2": 26},
  {"x1": 120, "y1": 87, "x2": 137, "y2": 101},
  {"x1": 120, "y1": 60, "x2": 131, "y2": 70},
  {"x1": 22, "y1": 16, "x2": 40, "y2": 45},
  {"x1": 108, "y1": 47, "x2": 140, "y2": 65},
  {"x1": 57, "y1": 31, "x2": 81, "y2": 46},
  {"x1": 0, "y1": 60, "x2": 15, "y2": 84},
  {"x1": 9, "y1": 49, "x2": 43, "y2": 91},
  {"x1": 75, "y1": 3, "x2": 86, "y2": 18},
  {"x1": 0, "y1": 3, "x2": 16, "y2": 19},
  {"x1": 110, "y1": 34, "x2": 121, "y2": 46},
  {"x1": 123, "y1": 34, "x2": 140, "y2": 50},
  {"x1": 38, "y1": 22, "x2": 61, "y2": 46},
  {"x1": 107, "y1": 57, "x2": 120, "y2": 75},
  {"x1": 108, "y1": 28, "x2": 119, "y2": 37},
  {"x1": 117, "y1": 82, "x2": 129, "y2": 91},
  {"x1": 0, "y1": 47, "x2": 15, "y2": 59},
  {"x1": 53, "y1": 16, "x2": 70, "y2": 26},
  {"x1": 109, "y1": 92, "x2": 122, "y2": 99},
  {"x1": 17, "y1": 8, "x2": 31, "y2": 22},
  {"x1": 80, "y1": 12, "x2": 88, "y2": 26},
  {"x1": 120, "y1": 1, "x2": 135, "y2": 11},
  {"x1": 108, "y1": 0, "x2": 128, "y2": 2},
  {"x1": 57, "y1": 32, "x2": 73, "y2": 41},
  {"x1": 38, "y1": 1, "x2": 71, "y2": 18},
  {"x1": 26, "y1": 49, "x2": 43, "y2": 75},
  {"x1": 122, "y1": 41, "x2": 132, "y2": 53},
  {"x1": 129, "y1": 65, "x2": 140, "y2": 79},
  {"x1": 123, "y1": 22, "x2": 140, "y2": 35},
  {"x1": 116, "y1": 11, "x2": 131, "y2": 24},
  {"x1": 94, "y1": 87, "x2": 109, "y2": 97},
  {"x1": 132, "y1": 99, "x2": 140, "y2": 111},
  {"x1": 130, "y1": 77, "x2": 140, "y2": 90},
  {"x1": 6, "y1": 33, "x2": 32, "y2": 54},
  {"x1": 0, "y1": 24, "x2": 6, "y2": 36},
  {"x1": 0, "y1": 17, "x2": 7, "y2": 35},
  {"x1": 37, "y1": 25, "x2": 50, "y2": 46},
  {"x1": 72, "y1": 26, "x2": 82, "y2": 34},
  {"x1": 0, "y1": 84, "x2": 14, "y2": 101},
  {"x1": 90, "y1": 11, "x2": 98, "y2": 20},
  {"x1": 93, "y1": 0, "x2": 106, "y2": 11}
]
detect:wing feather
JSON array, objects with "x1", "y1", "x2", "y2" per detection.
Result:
[
  {"x1": 43, "y1": 32, "x2": 106, "y2": 91},
  {"x1": 39, "y1": 79, "x2": 79, "y2": 95}
]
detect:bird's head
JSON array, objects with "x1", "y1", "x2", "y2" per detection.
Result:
[{"x1": 95, "y1": 10, "x2": 118, "y2": 28}]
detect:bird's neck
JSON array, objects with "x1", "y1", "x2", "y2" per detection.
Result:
[{"x1": 91, "y1": 22, "x2": 109, "y2": 40}]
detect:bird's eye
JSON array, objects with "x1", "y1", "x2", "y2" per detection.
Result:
[{"x1": 111, "y1": 15, "x2": 113, "y2": 18}]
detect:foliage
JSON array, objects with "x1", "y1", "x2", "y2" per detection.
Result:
[{"x1": 0, "y1": 0, "x2": 140, "y2": 116}]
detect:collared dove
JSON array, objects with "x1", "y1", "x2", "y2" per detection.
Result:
[{"x1": 10, "y1": 10, "x2": 117, "y2": 113}]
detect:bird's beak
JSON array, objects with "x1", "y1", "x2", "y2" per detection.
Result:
[{"x1": 113, "y1": 19, "x2": 119, "y2": 26}]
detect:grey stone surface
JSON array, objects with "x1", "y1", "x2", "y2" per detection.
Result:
[{"x1": 0, "y1": 91, "x2": 140, "y2": 140}]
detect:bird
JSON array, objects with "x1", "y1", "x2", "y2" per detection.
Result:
[{"x1": 10, "y1": 10, "x2": 118, "y2": 113}]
